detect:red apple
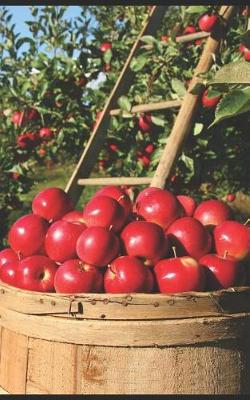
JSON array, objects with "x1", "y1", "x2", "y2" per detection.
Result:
[
  {"x1": 104, "y1": 255, "x2": 149, "y2": 293},
  {"x1": 16, "y1": 255, "x2": 58, "y2": 292},
  {"x1": 45, "y1": 220, "x2": 85, "y2": 263},
  {"x1": 144, "y1": 143, "x2": 155, "y2": 154},
  {"x1": 244, "y1": 48, "x2": 250, "y2": 61},
  {"x1": 76, "y1": 226, "x2": 120, "y2": 267},
  {"x1": 177, "y1": 195, "x2": 197, "y2": 217},
  {"x1": 226, "y1": 193, "x2": 235, "y2": 202},
  {"x1": 135, "y1": 187, "x2": 161, "y2": 208},
  {"x1": 39, "y1": 127, "x2": 53, "y2": 139},
  {"x1": 138, "y1": 113, "x2": 152, "y2": 133},
  {"x1": 11, "y1": 111, "x2": 24, "y2": 126},
  {"x1": 198, "y1": 14, "x2": 219, "y2": 32},
  {"x1": 121, "y1": 221, "x2": 169, "y2": 266},
  {"x1": 136, "y1": 189, "x2": 183, "y2": 230},
  {"x1": 161, "y1": 35, "x2": 169, "y2": 42},
  {"x1": 0, "y1": 260, "x2": 19, "y2": 287},
  {"x1": 62, "y1": 210, "x2": 86, "y2": 225},
  {"x1": 83, "y1": 195, "x2": 126, "y2": 232},
  {"x1": 183, "y1": 25, "x2": 196, "y2": 34},
  {"x1": 17, "y1": 132, "x2": 40, "y2": 149},
  {"x1": 100, "y1": 42, "x2": 112, "y2": 52},
  {"x1": 25, "y1": 108, "x2": 39, "y2": 121},
  {"x1": 32, "y1": 187, "x2": 73, "y2": 222},
  {"x1": 200, "y1": 253, "x2": 246, "y2": 290},
  {"x1": 155, "y1": 256, "x2": 206, "y2": 293},
  {"x1": 0, "y1": 248, "x2": 18, "y2": 269},
  {"x1": 202, "y1": 89, "x2": 221, "y2": 108},
  {"x1": 167, "y1": 217, "x2": 212, "y2": 260},
  {"x1": 193, "y1": 199, "x2": 232, "y2": 227},
  {"x1": 8, "y1": 214, "x2": 49, "y2": 257},
  {"x1": 138, "y1": 153, "x2": 151, "y2": 167},
  {"x1": 54, "y1": 259, "x2": 103, "y2": 293},
  {"x1": 214, "y1": 220, "x2": 250, "y2": 261},
  {"x1": 93, "y1": 185, "x2": 132, "y2": 219}
]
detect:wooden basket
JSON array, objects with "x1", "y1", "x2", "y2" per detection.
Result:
[{"x1": 1, "y1": 281, "x2": 250, "y2": 394}]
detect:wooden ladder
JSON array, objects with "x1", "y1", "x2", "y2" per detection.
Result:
[{"x1": 65, "y1": 5, "x2": 235, "y2": 206}]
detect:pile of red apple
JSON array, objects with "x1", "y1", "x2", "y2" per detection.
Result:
[{"x1": 0, "y1": 185, "x2": 249, "y2": 295}]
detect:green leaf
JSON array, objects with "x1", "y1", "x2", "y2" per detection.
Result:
[
  {"x1": 140, "y1": 35, "x2": 157, "y2": 44},
  {"x1": 181, "y1": 153, "x2": 194, "y2": 173},
  {"x1": 206, "y1": 87, "x2": 222, "y2": 98},
  {"x1": 193, "y1": 123, "x2": 203, "y2": 136},
  {"x1": 185, "y1": 6, "x2": 207, "y2": 14},
  {"x1": 209, "y1": 60, "x2": 250, "y2": 86},
  {"x1": 241, "y1": 30, "x2": 250, "y2": 49},
  {"x1": 103, "y1": 48, "x2": 112, "y2": 64},
  {"x1": 171, "y1": 78, "x2": 186, "y2": 98},
  {"x1": 130, "y1": 54, "x2": 147, "y2": 72},
  {"x1": 190, "y1": 82, "x2": 205, "y2": 95},
  {"x1": 151, "y1": 116, "x2": 165, "y2": 127},
  {"x1": 209, "y1": 87, "x2": 250, "y2": 127},
  {"x1": 117, "y1": 95, "x2": 132, "y2": 112}
]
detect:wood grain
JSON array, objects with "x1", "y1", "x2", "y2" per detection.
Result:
[
  {"x1": 0, "y1": 328, "x2": 28, "y2": 394},
  {"x1": 110, "y1": 99, "x2": 182, "y2": 116},
  {"x1": 0, "y1": 305, "x2": 250, "y2": 347},
  {"x1": 1, "y1": 282, "x2": 250, "y2": 320},
  {"x1": 77, "y1": 177, "x2": 152, "y2": 186}
]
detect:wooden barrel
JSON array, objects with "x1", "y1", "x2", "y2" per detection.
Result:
[{"x1": 0, "y1": 282, "x2": 250, "y2": 394}]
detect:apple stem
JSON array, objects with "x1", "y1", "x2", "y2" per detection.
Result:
[
  {"x1": 243, "y1": 218, "x2": 250, "y2": 226},
  {"x1": 117, "y1": 194, "x2": 125, "y2": 202},
  {"x1": 17, "y1": 251, "x2": 22, "y2": 261},
  {"x1": 223, "y1": 250, "x2": 228, "y2": 259},
  {"x1": 172, "y1": 246, "x2": 177, "y2": 258}
]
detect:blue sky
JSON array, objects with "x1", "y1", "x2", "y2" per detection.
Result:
[{"x1": 5, "y1": 6, "x2": 83, "y2": 38}]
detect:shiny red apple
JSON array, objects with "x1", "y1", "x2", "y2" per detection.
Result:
[
  {"x1": 83, "y1": 195, "x2": 126, "y2": 232},
  {"x1": 200, "y1": 253, "x2": 246, "y2": 290},
  {"x1": 0, "y1": 260, "x2": 19, "y2": 286},
  {"x1": 93, "y1": 185, "x2": 132, "y2": 219},
  {"x1": 76, "y1": 226, "x2": 120, "y2": 267},
  {"x1": 39, "y1": 127, "x2": 53, "y2": 139},
  {"x1": 104, "y1": 255, "x2": 149, "y2": 293},
  {"x1": 198, "y1": 13, "x2": 219, "y2": 32},
  {"x1": 138, "y1": 113, "x2": 152, "y2": 133},
  {"x1": 11, "y1": 111, "x2": 24, "y2": 126},
  {"x1": 45, "y1": 220, "x2": 85, "y2": 263},
  {"x1": 214, "y1": 220, "x2": 250, "y2": 261},
  {"x1": 62, "y1": 210, "x2": 86, "y2": 225},
  {"x1": 16, "y1": 255, "x2": 58, "y2": 292},
  {"x1": 202, "y1": 89, "x2": 221, "y2": 108},
  {"x1": 193, "y1": 199, "x2": 232, "y2": 227},
  {"x1": 32, "y1": 187, "x2": 73, "y2": 222},
  {"x1": 177, "y1": 195, "x2": 197, "y2": 217},
  {"x1": 155, "y1": 256, "x2": 206, "y2": 293},
  {"x1": 8, "y1": 214, "x2": 49, "y2": 257},
  {"x1": 167, "y1": 216, "x2": 212, "y2": 260},
  {"x1": 54, "y1": 259, "x2": 103, "y2": 293},
  {"x1": 136, "y1": 189, "x2": 183, "y2": 230},
  {"x1": 0, "y1": 248, "x2": 18, "y2": 269},
  {"x1": 121, "y1": 220, "x2": 168, "y2": 266},
  {"x1": 100, "y1": 42, "x2": 112, "y2": 52}
]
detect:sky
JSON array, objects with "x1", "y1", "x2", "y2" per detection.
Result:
[{"x1": 4, "y1": 6, "x2": 83, "y2": 38}]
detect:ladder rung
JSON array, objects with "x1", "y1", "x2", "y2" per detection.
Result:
[
  {"x1": 110, "y1": 100, "x2": 182, "y2": 116},
  {"x1": 176, "y1": 31, "x2": 210, "y2": 43},
  {"x1": 77, "y1": 177, "x2": 152, "y2": 186}
]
